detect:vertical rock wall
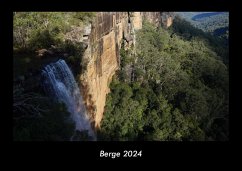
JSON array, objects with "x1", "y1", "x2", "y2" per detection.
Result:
[{"x1": 79, "y1": 12, "x2": 173, "y2": 129}]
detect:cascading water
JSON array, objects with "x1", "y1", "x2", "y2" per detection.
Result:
[{"x1": 41, "y1": 59, "x2": 96, "y2": 141}]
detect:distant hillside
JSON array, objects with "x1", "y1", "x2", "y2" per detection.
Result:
[
  {"x1": 192, "y1": 12, "x2": 225, "y2": 21},
  {"x1": 176, "y1": 12, "x2": 207, "y2": 22},
  {"x1": 176, "y1": 12, "x2": 229, "y2": 39}
]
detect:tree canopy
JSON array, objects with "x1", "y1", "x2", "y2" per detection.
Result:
[{"x1": 99, "y1": 19, "x2": 229, "y2": 141}]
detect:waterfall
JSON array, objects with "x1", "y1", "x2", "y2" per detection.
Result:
[{"x1": 41, "y1": 59, "x2": 96, "y2": 141}]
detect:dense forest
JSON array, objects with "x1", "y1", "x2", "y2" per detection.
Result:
[
  {"x1": 13, "y1": 12, "x2": 229, "y2": 141},
  {"x1": 99, "y1": 18, "x2": 229, "y2": 141}
]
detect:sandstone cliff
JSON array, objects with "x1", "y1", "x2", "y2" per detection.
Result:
[{"x1": 79, "y1": 12, "x2": 174, "y2": 129}]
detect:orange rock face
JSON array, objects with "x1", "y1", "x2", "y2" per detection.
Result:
[
  {"x1": 80, "y1": 12, "x2": 129, "y2": 129},
  {"x1": 131, "y1": 12, "x2": 143, "y2": 30},
  {"x1": 81, "y1": 31, "x2": 118, "y2": 128},
  {"x1": 79, "y1": 12, "x2": 173, "y2": 129},
  {"x1": 166, "y1": 17, "x2": 173, "y2": 27}
]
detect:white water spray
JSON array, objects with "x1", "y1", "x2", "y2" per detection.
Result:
[{"x1": 41, "y1": 59, "x2": 96, "y2": 140}]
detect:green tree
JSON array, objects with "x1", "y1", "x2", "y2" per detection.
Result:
[{"x1": 99, "y1": 17, "x2": 228, "y2": 141}]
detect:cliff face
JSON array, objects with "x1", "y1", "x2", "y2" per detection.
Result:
[
  {"x1": 79, "y1": 12, "x2": 174, "y2": 129},
  {"x1": 79, "y1": 12, "x2": 131, "y2": 129}
]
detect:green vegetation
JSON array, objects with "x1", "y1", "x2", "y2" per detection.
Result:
[
  {"x1": 13, "y1": 12, "x2": 96, "y2": 141},
  {"x1": 13, "y1": 12, "x2": 95, "y2": 78},
  {"x1": 171, "y1": 16, "x2": 229, "y2": 66},
  {"x1": 99, "y1": 20, "x2": 229, "y2": 141},
  {"x1": 13, "y1": 12, "x2": 229, "y2": 141},
  {"x1": 13, "y1": 84, "x2": 75, "y2": 141},
  {"x1": 13, "y1": 12, "x2": 95, "y2": 50},
  {"x1": 176, "y1": 12, "x2": 229, "y2": 37}
]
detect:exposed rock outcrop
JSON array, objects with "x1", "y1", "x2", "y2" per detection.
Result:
[
  {"x1": 78, "y1": 12, "x2": 174, "y2": 129},
  {"x1": 161, "y1": 12, "x2": 174, "y2": 28}
]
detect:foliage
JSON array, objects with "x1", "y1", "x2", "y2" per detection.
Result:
[
  {"x1": 74, "y1": 12, "x2": 96, "y2": 24},
  {"x1": 176, "y1": 12, "x2": 229, "y2": 38},
  {"x1": 99, "y1": 20, "x2": 229, "y2": 141},
  {"x1": 13, "y1": 12, "x2": 95, "y2": 141},
  {"x1": 13, "y1": 85, "x2": 75, "y2": 141},
  {"x1": 13, "y1": 12, "x2": 95, "y2": 50},
  {"x1": 173, "y1": 13, "x2": 229, "y2": 65},
  {"x1": 13, "y1": 12, "x2": 229, "y2": 141},
  {"x1": 13, "y1": 12, "x2": 90, "y2": 80},
  {"x1": 62, "y1": 40, "x2": 86, "y2": 76},
  {"x1": 13, "y1": 12, "x2": 98, "y2": 141}
]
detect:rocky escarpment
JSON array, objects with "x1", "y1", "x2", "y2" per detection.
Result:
[{"x1": 78, "y1": 12, "x2": 174, "y2": 129}]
